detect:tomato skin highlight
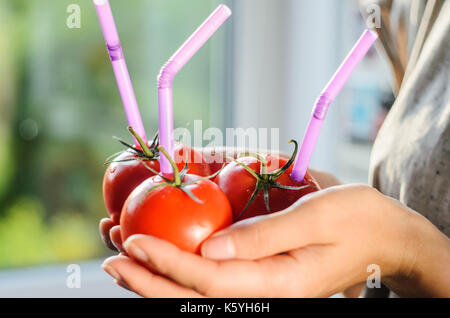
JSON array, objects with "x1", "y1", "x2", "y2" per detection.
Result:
[
  {"x1": 214, "y1": 155, "x2": 320, "y2": 221},
  {"x1": 120, "y1": 174, "x2": 233, "y2": 254}
]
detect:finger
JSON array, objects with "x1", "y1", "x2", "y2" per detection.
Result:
[
  {"x1": 342, "y1": 282, "x2": 365, "y2": 298},
  {"x1": 201, "y1": 190, "x2": 338, "y2": 260},
  {"x1": 123, "y1": 235, "x2": 221, "y2": 295},
  {"x1": 110, "y1": 225, "x2": 124, "y2": 253},
  {"x1": 114, "y1": 279, "x2": 132, "y2": 291},
  {"x1": 103, "y1": 255, "x2": 203, "y2": 298},
  {"x1": 123, "y1": 234, "x2": 284, "y2": 297},
  {"x1": 100, "y1": 218, "x2": 117, "y2": 251}
]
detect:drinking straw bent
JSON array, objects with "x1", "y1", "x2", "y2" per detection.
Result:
[
  {"x1": 93, "y1": 0, "x2": 147, "y2": 145},
  {"x1": 157, "y1": 4, "x2": 232, "y2": 176},
  {"x1": 291, "y1": 29, "x2": 378, "y2": 182}
]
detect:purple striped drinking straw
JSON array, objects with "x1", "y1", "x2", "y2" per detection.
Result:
[
  {"x1": 93, "y1": 0, "x2": 147, "y2": 146},
  {"x1": 291, "y1": 29, "x2": 378, "y2": 183},
  {"x1": 157, "y1": 5, "x2": 232, "y2": 176}
]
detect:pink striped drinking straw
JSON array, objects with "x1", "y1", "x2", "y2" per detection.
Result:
[
  {"x1": 157, "y1": 4, "x2": 232, "y2": 176},
  {"x1": 291, "y1": 29, "x2": 378, "y2": 182},
  {"x1": 93, "y1": 0, "x2": 147, "y2": 146}
]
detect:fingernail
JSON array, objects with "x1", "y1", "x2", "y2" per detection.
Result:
[
  {"x1": 201, "y1": 235, "x2": 235, "y2": 260},
  {"x1": 124, "y1": 240, "x2": 149, "y2": 264},
  {"x1": 102, "y1": 264, "x2": 121, "y2": 281}
]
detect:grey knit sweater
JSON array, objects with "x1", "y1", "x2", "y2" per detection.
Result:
[
  {"x1": 360, "y1": 0, "x2": 449, "y2": 297},
  {"x1": 369, "y1": 0, "x2": 450, "y2": 235}
]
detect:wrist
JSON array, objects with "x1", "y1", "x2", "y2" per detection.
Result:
[{"x1": 382, "y1": 200, "x2": 450, "y2": 297}]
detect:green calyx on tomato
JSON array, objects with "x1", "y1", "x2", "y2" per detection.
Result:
[
  {"x1": 232, "y1": 140, "x2": 317, "y2": 220},
  {"x1": 144, "y1": 146, "x2": 224, "y2": 204},
  {"x1": 105, "y1": 126, "x2": 160, "y2": 169}
]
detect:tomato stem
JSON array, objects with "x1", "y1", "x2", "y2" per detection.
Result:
[
  {"x1": 183, "y1": 163, "x2": 226, "y2": 185},
  {"x1": 231, "y1": 140, "x2": 304, "y2": 221},
  {"x1": 158, "y1": 146, "x2": 181, "y2": 186},
  {"x1": 271, "y1": 140, "x2": 298, "y2": 180},
  {"x1": 238, "y1": 152, "x2": 269, "y2": 180},
  {"x1": 228, "y1": 156, "x2": 261, "y2": 181},
  {"x1": 128, "y1": 126, "x2": 154, "y2": 157}
]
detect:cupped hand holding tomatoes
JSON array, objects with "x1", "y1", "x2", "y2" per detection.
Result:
[
  {"x1": 214, "y1": 141, "x2": 320, "y2": 221},
  {"x1": 120, "y1": 147, "x2": 232, "y2": 254},
  {"x1": 100, "y1": 144, "x2": 320, "y2": 252}
]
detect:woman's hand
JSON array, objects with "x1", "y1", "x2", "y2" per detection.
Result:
[{"x1": 102, "y1": 184, "x2": 450, "y2": 297}]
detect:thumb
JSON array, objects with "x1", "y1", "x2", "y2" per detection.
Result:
[{"x1": 200, "y1": 198, "x2": 330, "y2": 260}]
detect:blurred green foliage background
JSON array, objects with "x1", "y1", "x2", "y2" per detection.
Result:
[{"x1": 0, "y1": 0, "x2": 218, "y2": 268}]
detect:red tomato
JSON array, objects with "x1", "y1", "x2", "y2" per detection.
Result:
[
  {"x1": 103, "y1": 150, "x2": 160, "y2": 224},
  {"x1": 102, "y1": 129, "x2": 210, "y2": 224},
  {"x1": 199, "y1": 148, "x2": 233, "y2": 174},
  {"x1": 120, "y1": 174, "x2": 233, "y2": 254},
  {"x1": 174, "y1": 143, "x2": 211, "y2": 177},
  {"x1": 215, "y1": 154, "x2": 320, "y2": 221}
]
